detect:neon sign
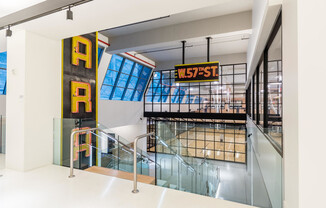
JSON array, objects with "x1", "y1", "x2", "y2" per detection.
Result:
[{"x1": 175, "y1": 61, "x2": 219, "y2": 83}]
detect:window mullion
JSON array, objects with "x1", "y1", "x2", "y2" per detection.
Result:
[
  {"x1": 121, "y1": 62, "x2": 136, "y2": 100},
  {"x1": 131, "y1": 66, "x2": 144, "y2": 101},
  {"x1": 151, "y1": 72, "x2": 161, "y2": 102},
  {"x1": 109, "y1": 58, "x2": 126, "y2": 100}
]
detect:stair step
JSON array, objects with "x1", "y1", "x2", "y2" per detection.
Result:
[{"x1": 85, "y1": 166, "x2": 155, "y2": 185}]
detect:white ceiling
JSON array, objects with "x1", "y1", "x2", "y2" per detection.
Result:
[
  {"x1": 6, "y1": 0, "x2": 227, "y2": 39},
  {"x1": 100, "y1": 1, "x2": 253, "y2": 63},
  {"x1": 131, "y1": 31, "x2": 251, "y2": 62},
  {"x1": 0, "y1": 0, "x2": 46, "y2": 19},
  {"x1": 0, "y1": 0, "x2": 253, "y2": 56},
  {"x1": 103, "y1": 1, "x2": 253, "y2": 37}
]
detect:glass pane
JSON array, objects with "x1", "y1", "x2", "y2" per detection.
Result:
[
  {"x1": 234, "y1": 74, "x2": 246, "y2": 84},
  {"x1": 133, "y1": 90, "x2": 142, "y2": 101},
  {"x1": 98, "y1": 47, "x2": 104, "y2": 64},
  {"x1": 132, "y1": 63, "x2": 143, "y2": 77},
  {"x1": 0, "y1": 52, "x2": 7, "y2": 69},
  {"x1": 108, "y1": 54, "x2": 123, "y2": 71},
  {"x1": 0, "y1": 69, "x2": 6, "y2": 94},
  {"x1": 162, "y1": 86, "x2": 171, "y2": 103},
  {"x1": 153, "y1": 71, "x2": 161, "y2": 80},
  {"x1": 222, "y1": 75, "x2": 233, "y2": 84},
  {"x1": 141, "y1": 67, "x2": 152, "y2": 80},
  {"x1": 100, "y1": 85, "x2": 113, "y2": 99},
  {"x1": 117, "y1": 73, "x2": 129, "y2": 88},
  {"x1": 112, "y1": 87, "x2": 124, "y2": 100},
  {"x1": 136, "y1": 78, "x2": 147, "y2": 92},
  {"x1": 121, "y1": 59, "x2": 133, "y2": 74},
  {"x1": 221, "y1": 65, "x2": 233, "y2": 75},
  {"x1": 123, "y1": 89, "x2": 134, "y2": 101},
  {"x1": 103, "y1": 70, "x2": 118, "y2": 86},
  {"x1": 127, "y1": 76, "x2": 138, "y2": 89},
  {"x1": 259, "y1": 62, "x2": 264, "y2": 125},
  {"x1": 234, "y1": 64, "x2": 246, "y2": 74},
  {"x1": 267, "y1": 25, "x2": 282, "y2": 148}
]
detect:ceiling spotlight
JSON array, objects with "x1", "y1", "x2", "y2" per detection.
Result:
[
  {"x1": 6, "y1": 26, "x2": 12, "y2": 37},
  {"x1": 66, "y1": 6, "x2": 73, "y2": 20}
]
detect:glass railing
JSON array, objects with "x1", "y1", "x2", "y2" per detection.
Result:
[
  {"x1": 247, "y1": 118, "x2": 282, "y2": 208},
  {"x1": 155, "y1": 132, "x2": 220, "y2": 198},
  {"x1": 53, "y1": 117, "x2": 220, "y2": 197},
  {"x1": 0, "y1": 115, "x2": 5, "y2": 154},
  {"x1": 53, "y1": 118, "x2": 154, "y2": 177}
]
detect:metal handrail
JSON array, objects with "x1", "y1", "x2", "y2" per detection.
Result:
[
  {"x1": 69, "y1": 128, "x2": 156, "y2": 178},
  {"x1": 90, "y1": 131, "x2": 155, "y2": 163},
  {"x1": 132, "y1": 132, "x2": 155, "y2": 193}
]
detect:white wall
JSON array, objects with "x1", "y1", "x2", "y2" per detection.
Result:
[
  {"x1": 109, "y1": 124, "x2": 147, "y2": 151},
  {"x1": 99, "y1": 100, "x2": 146, "y2": 128},
  {"x1": 6, "y1": 30, "x2": 61, "y2": 171},
  {"x1": 247, "y1": 0, "x2": 268, "y2": 76},
  {"x1": 155, "y1": 53, "x2": 247, "y2": 70},
  {"x1": 0, "y1": 96, "x2": 5, "y2": 116},
  {"x1": 283, "y1": 0, "x2": 326, "y2": 208},
  {"x1": 0, "y1": 30, "x2": 6, "y2": 52},
  {"x1": 247, "y1": 2, "x2": 281, "y2": 83}
]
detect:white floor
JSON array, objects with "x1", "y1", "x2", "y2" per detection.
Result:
[{"x1": 0, "y1": 154, "x2": 254, "y2": 208}]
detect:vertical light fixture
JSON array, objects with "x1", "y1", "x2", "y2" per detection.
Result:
[
  {"x1": 66, "y1": 6, "x2": 73, "y2": 20},
  {"x1": 6, "y1": 25, "x2": 12, "y2": 37}
]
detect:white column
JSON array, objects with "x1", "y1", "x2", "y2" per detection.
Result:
[
  {"x1": 283, "y1": 0, "x2": 326, "y2": 207},
  {"x1": 6, "y1": 30, "x2": 61, "y2": 171}
]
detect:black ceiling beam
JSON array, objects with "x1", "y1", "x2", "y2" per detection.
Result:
[{"x1": 144, "y1": 112, "x2": 246, "y2": 120}]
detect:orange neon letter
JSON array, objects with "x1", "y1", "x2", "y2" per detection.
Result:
[
  {"x1": 73, "y1": 127, "x2": 92, "y2": 161},
  {"x1": 204, "y1": 67, "x2": 211, "y2": 77},
  {"x1": 72, "y1": 36, "x2": 92, "y2": 69},
  {"x1": 178, "y1": 68, "x2": 186, "y2": 78},
  {"x1": 211, "y1": 66, "x2": 218, "y2": 77},
  {"x1": 71, "y1": 81, "x2": 92, "y2": 113}
]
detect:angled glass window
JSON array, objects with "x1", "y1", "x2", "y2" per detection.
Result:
[
  {"x1": 100, "y1": 54, "x2": 153, "y2": 101},
  {"x1": 98, "y1": 47, "x2": 104, "y2": 65},
  {"x1": 0, "y1": 52, "x2": 7, "y2": 95}
]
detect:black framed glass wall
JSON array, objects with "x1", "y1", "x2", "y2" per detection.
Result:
[
  {"x1": 144, "y1": 63, "x2": 247, "y2": 115},
  {"x1": 149, "y1": 119, "x2": 246, "y2": 164},
  {"x1": 246, "y1": 13, "x2": 282, "y2": 151},
  {"x1": 267, "y1": 21, "x2": 282, "y2": 147}
]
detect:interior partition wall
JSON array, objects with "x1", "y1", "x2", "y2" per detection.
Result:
[
  {"x1": 144, "y1": 63, "x2": 247, "y2": 119},
  {"x1": 148, "y1": 119, "x2": 247, "y2": 164}
]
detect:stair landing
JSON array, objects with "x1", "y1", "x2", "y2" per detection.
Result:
[{"x1": 85, "y1": 166, "x2": 155, "y2": 185}]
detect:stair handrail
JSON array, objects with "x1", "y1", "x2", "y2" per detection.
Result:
[
  {"x1": 132, "y1": 132, "x2": 155, "y2": 193},
  {"x1": 69, "y1": 128, "x2": 156, "y2": 178},
  {"x1": 90, "y1": 131, "x2": 155, "y2": 163}
]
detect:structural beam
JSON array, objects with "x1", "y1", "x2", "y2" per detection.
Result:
[{"x1": 106, "y1": 11, "x2": 252, "y2": 54}]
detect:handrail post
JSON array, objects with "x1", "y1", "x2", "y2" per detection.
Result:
[
  {"x1": 69, "y1": 127, "x2": 98, "y2": 178},
  {"x1": 69, "y1": 131, "x2": 76, "y2": 178},
  {"x1": 132, "y1": 132, "x2": 155, "y2": 193}
]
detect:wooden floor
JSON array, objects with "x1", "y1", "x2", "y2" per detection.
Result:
[
  {"x1": 85, "y1": 166, "x2": 155, "y2": 185},
  {"x1": 151, "y1": 127, "x2": 247, "y2": 163}
]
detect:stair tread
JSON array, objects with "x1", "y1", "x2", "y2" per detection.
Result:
[{"x1": 85, "y1": 166, "x2": 155, "y2": 185}]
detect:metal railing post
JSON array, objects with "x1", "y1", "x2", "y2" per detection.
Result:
[
  {"x1": 69, "y1": 127, "x2": 99, "y2": 178},
  {"x1": 132, "y1": 132, "x2": 155, "y2": 193},
  {"x1": 68, "y1": 128, "x2": 158, "y2": 180}
]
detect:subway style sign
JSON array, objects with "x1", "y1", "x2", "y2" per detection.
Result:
[{"x1": 175, "y1": 61, "x2": 219, "y2": 83}]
